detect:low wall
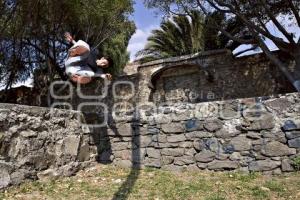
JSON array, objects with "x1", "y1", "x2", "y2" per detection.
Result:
[
  {"x1": 0, "y1": 104, "x2": 95, "y2": 189},
  {"x1": 99, "y1": 92, "x2": 300, "y2": 174},
  {"x1": 1, "y1": 93, "x2": 300, "y2": 189}
]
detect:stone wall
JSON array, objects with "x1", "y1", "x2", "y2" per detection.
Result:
[
  {"x1": 1, "y1": 93, "x2": 300, "y2": 189},
  {"x1": 1, "y1": 50, "x2": 299, "y2": 189},
  {"x1": 0, "y1": 104, "x2": 95, "y2": 189},
  {"x1": 97, "y1": 92, "x2": 300, "y2": 174},
  {"x1": 137, "y1": 50, "x2": 294, "y2": 104}
]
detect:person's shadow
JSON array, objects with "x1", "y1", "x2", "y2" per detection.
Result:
[
  {"x1": 82, "y1": 75, "x2": 141, "y2": 200},
  {"x1": 111, "y1": 102, "x2": 141, "y2": 200}
]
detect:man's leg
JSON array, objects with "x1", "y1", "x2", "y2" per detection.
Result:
[
  {"x1": 68, "y1": 40, "x2": 90, "y2": 57},
  {"x1": 65, "y1": 51, "x2": 90, "y2": 67},
  {"x1": 66, "y1": 66, "x2": 81, "y2": 77},
  {"x1": 75, "y1": 66, "x2": 95, "y2": 77},
  {"x1": 70, "y1": 75, "x2": 92, "y2": 84},
  {"x1": 68, "y1": 46, "x2": 90, "y2": 57},
  {"x1": 66, "y1": 66, "x2": 95, "y2": 84},
  {"x1": 65, "y1": 40, "x2": 91, "y2": 67}
]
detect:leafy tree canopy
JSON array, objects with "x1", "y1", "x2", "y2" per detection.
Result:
[
  {"x1": 0, "y1": 0, "x2": 135, "y2": 89},
  {"x1": 136, "y1": 10, "x2": 205, "y2": 62},
  {"x1": 137, "y1": 9, "x2": 253, "y2": 63}
]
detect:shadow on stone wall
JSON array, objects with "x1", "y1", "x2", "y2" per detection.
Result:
[
  {"x1": 79, "y1": 79, "x2": 142, "y2": 200},
  {"x1": 110, "y1": 77, "x2": 142, "y2": 200},
  {"x1": 112, "y1": 106, "x2": 141, "y2": 200}
]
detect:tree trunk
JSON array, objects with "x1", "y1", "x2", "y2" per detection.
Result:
[
  {"x1": 293, "y1": 53, "x2": 300, "y2": 91},
  {"x1": 256, "y1": 37, "x2": 300, "y2": 92},
  {"x1": 272, "y1": 57, "x2": 300, "y2": 92},
  {"x1": 262, "y1": 54, "x2": 300, "y2": 92}
]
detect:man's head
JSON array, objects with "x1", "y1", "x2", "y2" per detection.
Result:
[
  {"x1": 64, "y1": 32, "x2": 73, "y2": 43},
  {"x1": 96, "y1": 56, "x2": 113, "y2": 68}
]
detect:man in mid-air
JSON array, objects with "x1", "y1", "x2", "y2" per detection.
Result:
[{"x1": 64, "y1": 32, "x2": 113, "y2": 84}]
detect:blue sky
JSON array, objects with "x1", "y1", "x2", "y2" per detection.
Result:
[{"x1": 127, "y1": 1, "x2": 161, "y2": 61}]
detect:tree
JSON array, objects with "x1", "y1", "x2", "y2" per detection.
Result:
[
  {"x1": 137, "y1": 10, "x2": 205, "y2": 62},
  {"x1": 144, "y1": 0, "x2": 300, "y2": 91},
  {"x1": 137, "y1": 9, "x2": 252, "y2": 62},
  {"x1": 0, "y1": 0, "x2": 135, "y2": 90},
  {"x1": 203, "y1": 11, "x2": 258, "y2": 54},
  {"x1": 100, "y1": 23, "x2": 136, "y2": 75}
]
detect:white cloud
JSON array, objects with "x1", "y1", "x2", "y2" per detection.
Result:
[
  {"x1": 12, "y1": 78, "x2": 33, "y2": 88},
  {"x1": 0, "y1": 77, "x2": 33, "y2": 91},
  {"x1": 127, "y1": 25, "x2": 160, "y2": 61}
]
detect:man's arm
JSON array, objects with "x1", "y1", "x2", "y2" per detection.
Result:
[
  {"x1": 100, "y1": 74, "x2": 112, "y2": 80},
  {"x1": 84, "y1": 65, "x2": 112, "y2": 81},
  {"x1": 69, "y1": 46, "x2": 89, "y2": 57}
]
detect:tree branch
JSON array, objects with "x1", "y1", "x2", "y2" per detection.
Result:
[
  {"x1": 260, "y1": 0, "x2": 295, "y2": 45},
  {"x1": 233, "y1": 46, "x2": 259, "y2": 57},
  {"x1": 205, "y1": 0, "x2": 231, "y2": 13},
  {"x1": 287, "y1": 0, "x2": 300, "y2": 27},
  {"x1": 24, "y1": 39, "x2": 66, "y2": 80},
  {"x1": 247, "y1": 1, "x2": 269, "y2": 33},
  {"x1": 255, "y1": 34, "x2": 297, "y2": 89},
  {"x1": 196, "y1": 0, "x2": 256, "y2": 45},
  {"x1": 211, "y1": 0, "x2": 293, "y2": 52}
]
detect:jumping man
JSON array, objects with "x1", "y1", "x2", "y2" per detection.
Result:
[{"x1": 64, "y1": 32, "x2": 113, "y2": 84}]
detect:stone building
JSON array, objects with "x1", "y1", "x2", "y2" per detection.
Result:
[
  {"x1": 0, "y1": 49, "x2": 295, "y2": 107},
  {"x1": 134, "y1": 49, "x2": 294, "y2": 104}
]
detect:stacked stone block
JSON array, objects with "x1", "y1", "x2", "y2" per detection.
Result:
[
  {"x1": 101, "y1": 93, "x2": 300, "y2": 174},
  {"x1": 0, "y1": 104, "x2": 95, "y2": 189}
]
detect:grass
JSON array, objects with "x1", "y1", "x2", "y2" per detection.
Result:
[
  {"x1": 250, "y1": 186, "x2": 269, "y2": 199},
  {"x1": 1, "y1": 165, "x2": 300, "y2": 200},
  {"x1": 292, "y1": 156, "x2": 300, "y2": 171}
]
